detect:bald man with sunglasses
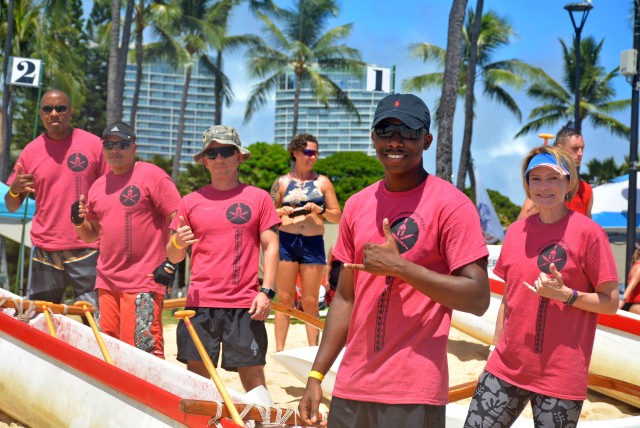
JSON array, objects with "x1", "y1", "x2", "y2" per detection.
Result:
[{"x1": 5, "y1": 89, "x2": 109, "y2": 305}]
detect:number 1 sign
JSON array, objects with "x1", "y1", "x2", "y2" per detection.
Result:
[{"x1": 9, "y1": 57, "x2": 42, "y2": 88}]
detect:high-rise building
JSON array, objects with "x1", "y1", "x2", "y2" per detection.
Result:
[
  {"x1": 274, "y1": 66, "x2": 392, "y2": 157},
  {"x1": 122, "y1": 61, "x2": 216, "y2": 167}
]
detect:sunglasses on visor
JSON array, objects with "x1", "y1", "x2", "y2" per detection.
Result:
[
  {"x1": 204, "y1": 146, "x2": 238, "y2": 160},
  {"x1": 374, "y1": 124, "x2": 426, "y2": 140}
]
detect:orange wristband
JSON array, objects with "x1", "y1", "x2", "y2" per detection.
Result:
[
  {"x1": 172, "y1": 235, "x2": 185, "y2": 250},
  {"x1": 8, "y1": 190, "x2": 19, "y2": 198}
]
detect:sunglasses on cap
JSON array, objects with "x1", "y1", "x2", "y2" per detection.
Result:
[
  {"x1": 103, "y1": 140, "x2": 133, "y2": 150},
  {"x1": 204, "y1": 146, "x2": 238, "y2": 160},
  {"x1": 302, "y1": 149, "x2": 318, "y2": 157},
  {"x1": 41, "y1": 105, "x2": 69, "y2": 114},
  {"x1": 374, "y1": 123, "x2": 426, "y2": 140}
]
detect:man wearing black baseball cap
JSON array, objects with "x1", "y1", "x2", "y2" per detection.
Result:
[
  {"x1": 300, "y1": 94, "x2": 490, "y2": 428},
  {"x1": 72, "y1": 121, "x2": 181, "y2": 358}
]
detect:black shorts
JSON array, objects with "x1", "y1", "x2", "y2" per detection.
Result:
[
  {"x1": 328, "y1": 396, "x2": 445, "y2": 428},
  {"x1": 176, "y1": 307, "x2": 267, "y2": 371}
]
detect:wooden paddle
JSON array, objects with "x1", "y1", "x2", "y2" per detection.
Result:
[
  {"x1": 164, "y1": 297, "x2": 326, "y2": 331},
  {"x1": 75, "y1": 300, "x2": 113, "y2": 365},
  {"x1": 539, "y1": 133, "x2": 555, "y2": 146},
  {"x1": 179, "y1": 399, "x2": 323, "y2": 424},
  {"x1": 41, "y1": 302, "x2": 56, "y2": 337},
  {"x1": 174, "y1": 310, "x2": 244, "y2": 427},
  {"x1": 0, "y1": 297, "x2": 91, "y2": 316}
]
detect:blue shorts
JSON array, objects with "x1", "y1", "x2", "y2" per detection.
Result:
[{"x1": 279, "y1": 231, "x2": 326, "y2": 265}]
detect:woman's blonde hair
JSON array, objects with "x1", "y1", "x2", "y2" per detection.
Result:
[{"x1": 521, "y1": 145, "x2": 578, "y2": 200}]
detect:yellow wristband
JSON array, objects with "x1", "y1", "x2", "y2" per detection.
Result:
[
  {"x1": 172, "y1": 235, "x2": 185, "y2": 250},
  {"x1": 8, "y1": 190, "x2": 19, "y2": 198},
  {"x1": 308, "y1": 370, "x2": 325, "y2": 382}
]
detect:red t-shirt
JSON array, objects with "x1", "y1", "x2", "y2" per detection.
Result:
[
  {"x1": 170, "y1": 184, "x2": 280, "y2": 308},
  {"x1": 488, "y1": 211, "x2": 618, "y2": 400},
  {"x1": 332, "y1": 176, "x2": 489, "y2": 405},
  {"x1": 85, "y1": 162, "x2": 181, "y2": 294},
  {"x1": 7, "y1": 129, "x2": 109, "y2": 251},
  {"x1": 565, "y1": 179, "x2": 592, "y2": 215}
]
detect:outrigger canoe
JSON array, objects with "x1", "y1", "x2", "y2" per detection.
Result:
[
  {"x1": 451, "y1": 244, "x2": 640, "y2": 408},
  {"x1": 0, "y1": 289, "x2": 300, "y2": 427}
]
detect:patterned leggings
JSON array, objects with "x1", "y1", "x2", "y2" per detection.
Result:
[{"x1": 463, "y1": 371, "x2": 584, "y2": 428}]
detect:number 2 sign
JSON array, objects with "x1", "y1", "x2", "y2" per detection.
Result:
[{"x1": 9, "y1": 57, "x2": 42, "y2": 88}]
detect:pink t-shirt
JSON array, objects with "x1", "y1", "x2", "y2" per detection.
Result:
[
  {"x1": 332, "y1": 175, "x2": 489, "y2": 405},
  {"x1": 85, "y1": 162, "x2": 181, "y2": 294},
  {"x1": 7, "y1": 129, "x2": 109, "y2": 251},
  {"x1": 170, "y1": 184, "x2": 280, "y2": 308},
  {"x1": 488, "y1": 211, "x2": 618, "y2": 400}
]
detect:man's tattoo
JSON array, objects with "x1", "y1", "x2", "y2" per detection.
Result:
[{"x1": 269, "y1": 224, "x2": 279, "y2": 235}]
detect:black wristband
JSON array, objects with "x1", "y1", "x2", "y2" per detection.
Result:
[
  {"x1": 564, "y1": 289, "x2": 578, "y2": 305},
  {"x1": 319, "y1": 205, "x2": 326, "y2": 215}
]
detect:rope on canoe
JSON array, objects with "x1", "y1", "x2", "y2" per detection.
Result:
[
  {"x1": 12, "y1": 298, "x2": 36, "y2": 323},
  {"x1": 205, "y1": 400, "x2": 308, "y2": 427}
]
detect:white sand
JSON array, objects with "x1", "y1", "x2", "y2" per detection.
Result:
[{"x1": 0, "y1": 321, "x2": 637, "y2": 426}]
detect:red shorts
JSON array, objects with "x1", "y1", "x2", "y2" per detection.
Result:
[{"x1": 98, "y1": 289, "x2": 164, "y2": 359}]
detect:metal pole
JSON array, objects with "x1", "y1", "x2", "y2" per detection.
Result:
[
  {"x1": 625, "y1": 1, "x2": 640, "y2": 288},
  {"x1": 574, "y1": 27, "x2": 582, "y2": 131},
  {"x1": 1, "y1": 0, "x2": 15, "y2": 181}
]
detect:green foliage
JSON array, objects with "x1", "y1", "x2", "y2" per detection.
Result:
[
  {"x1": 464, "y1": 187, "x2": 521, "y2": 227},
  {"x1": 239, "y1": 142, "x2": 290, "y2": 191},
  {"x1": 177, "y1": 163, "x2": 210, "y2": 196},
  {"x1": 583, "y1": 156, "x2": 626, "y2": 186},
  {"x1": 315, "y1": 152, "x2": 384, "y2": 207}
]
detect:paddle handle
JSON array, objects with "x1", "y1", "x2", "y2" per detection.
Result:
[
  {"x1": 80, "y1": 304, "x2": 113, "y2": 365},
  {"x1": 41, "y1": 304, "x2": 56, "y2": 337},
  {"x1": 182, "y1": 315, "x2": 244, "y2": 426}
]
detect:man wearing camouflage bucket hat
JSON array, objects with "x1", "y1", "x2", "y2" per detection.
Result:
[{"x1": 168, "y1": 125, "x2": 281, "y2": 395}]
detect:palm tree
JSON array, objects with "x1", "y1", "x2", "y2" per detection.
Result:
[
  {"x1": 433, "y1": 0, "x2": 467, "y2": 181},
  {"x1": 403, "y1": 8, "x2": 531, "y2": 187},
  {"x1": 516, "y1": 36, "x2": 631, "y2": 139},
  {"x1": 147, "y1": 0, "x2": 227, "y2": 182},
  {"x1": 583, "y1": 157, "x2": 626, "y2": 186},
  {"x1": 244, "y1": 0, "x2": 363, "y2": 138}
]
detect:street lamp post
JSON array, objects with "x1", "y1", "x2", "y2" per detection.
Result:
[{"x1": 564, "y1": 1, "x2": 593, "y2": 131}]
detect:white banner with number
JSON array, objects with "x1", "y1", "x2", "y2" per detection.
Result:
[{"x1": 9, "y1": 57, "x2": 42, "y2": 88}]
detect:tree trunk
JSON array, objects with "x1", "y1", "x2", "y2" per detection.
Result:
[
  {"x1": 115, "y1": 0, "x2": 135, "y2": 122},
  {"x1": 107, "y1": 0, "x2": 122, "y2": 124},
  {"x1": 214, "y1": 50, "x2": 223, "y2": 125},
  {"x1": 456, "y1": 0, "x2": 484, "y2": 190},
  {"x1": 171, "y1": 65, "x2": 193, "y2": 183},
  {"x1": 129, "y1": 0, "x2": 145, "y2": 125},
  {"x1": 436, "y1": 0, "x2": 468, "y2": 181},
  {"x1": 292, "y1": 72, "x2": 302, "y2": 139}
]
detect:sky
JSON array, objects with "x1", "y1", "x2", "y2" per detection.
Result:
[{"x1": 214, "y1": 0, "x2": 635, "y2": 206}]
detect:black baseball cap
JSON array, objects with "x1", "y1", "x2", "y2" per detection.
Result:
[
  {"x1": 102, "y1": 121, "x2": 136, "y2": 141},
  {"x1": 372, "y1": 94, "x2": 431, "y2": 132}
]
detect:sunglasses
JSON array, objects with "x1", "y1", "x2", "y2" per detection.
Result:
[
  {"x1": 103, "y1": 140, "x2": 132, "y2": 150},
  {"x1": 374, "y1": 124, "x2": 426, "y2": 140},
  {"x1": 302, "y1": 149, "x2": 318, "y2": 157},
  {"x1": 204, "y1": 146, "x2": 238, "y2": 160},
  {"x1": 41, "y1": 105, "x2": 69, "y2": 114}
]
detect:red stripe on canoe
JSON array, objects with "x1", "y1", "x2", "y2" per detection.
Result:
[
  {"x1": 489, "y1": 278, "x2": 640, "y2": 337},
  {"x1": 0, "y1": 311, "x2": 210, "y2": 427}
]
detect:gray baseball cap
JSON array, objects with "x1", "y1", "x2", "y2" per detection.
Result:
[{"x1": 193, "y1": 125, "x2": 251, "y2": 162}]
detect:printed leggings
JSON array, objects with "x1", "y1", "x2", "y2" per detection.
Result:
[{"x1": 463, "y1": 371, "x2": 584, "y2": 428}]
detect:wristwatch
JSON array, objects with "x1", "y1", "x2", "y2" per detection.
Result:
[{"x1": 259, "y1": 287, "x2": 276, "y2": 300}]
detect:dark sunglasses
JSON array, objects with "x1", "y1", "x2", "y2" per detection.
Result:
[
  {"x1": 302, "y1": 149, "x2": 318, "y2": 157},
  {"x1": 41, "y1": 105, "x2": 69, "y2": 114},
  {"x1": 204, "y1": 146, "x2": 238, "y2": 160},
  {"x1": 374, "y1": 124, "x2": 426, "y2": 140},
  {"x1": 103, "y1": 140, "x2": 132, "y2": 150}
]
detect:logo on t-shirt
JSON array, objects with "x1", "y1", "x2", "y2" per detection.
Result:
[
  {"x1": 120, "y1": 185, "x2": 141, "y2": 207},
  {"x1": 227, "y1": 203, "x2": 251, "y2": 224},
  {"x1": 67, "y1": 152, "x2": 89, "y2": 172},
  {"x1": 390, "y1": 217, "x2": 419, "y2": 254},
  {"x1": 537, "y1": 243, "x2": 567, "y2": 274}
]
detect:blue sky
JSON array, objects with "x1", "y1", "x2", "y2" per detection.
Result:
[{"x1": 217, "y1": 0, "x2": 634, "y2": 205}]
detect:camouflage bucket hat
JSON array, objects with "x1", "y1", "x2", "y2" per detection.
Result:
[{"x1": 193, "y1": 125, "x2": 251, "y2": 162}]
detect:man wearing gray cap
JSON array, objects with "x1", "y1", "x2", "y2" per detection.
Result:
[
  {"x1": 167, "y1": 125, "x2": 280, "y2": 393},
  {"x1": 299, "y1": 94, "x2": 490, "y2": 427}
]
